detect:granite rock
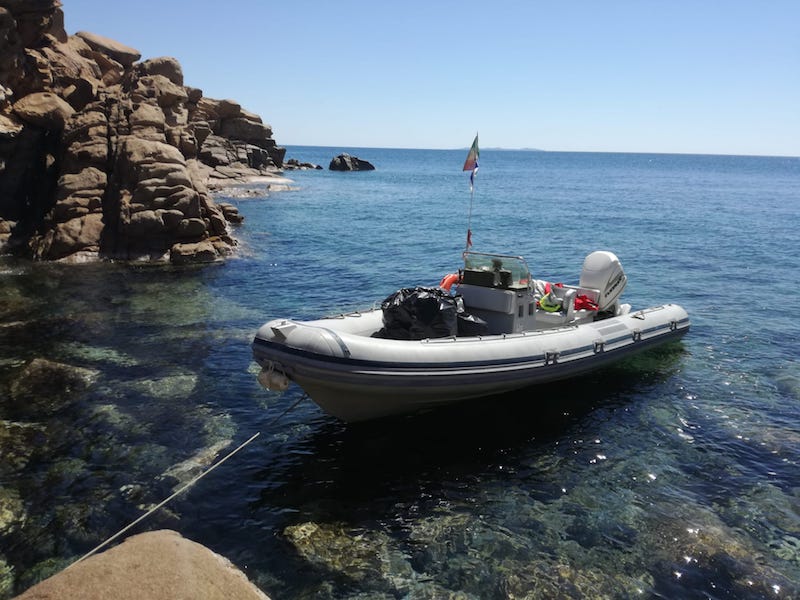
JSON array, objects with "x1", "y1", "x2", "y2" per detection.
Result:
[
  {"x1": 13, "y1": 530, "x2": 270, "y2": 600},
  {"x1": 0, "y1": 0, "x2": 287, "y2": 264}
]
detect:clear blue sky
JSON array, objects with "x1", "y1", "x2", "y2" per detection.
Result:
[{"x1": 64, "y1": 1, "x2": 799, "y2": 156}]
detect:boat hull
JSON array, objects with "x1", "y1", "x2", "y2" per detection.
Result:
[{"x1": 252, "y1": 304, "x2": 690, "y2": 422}]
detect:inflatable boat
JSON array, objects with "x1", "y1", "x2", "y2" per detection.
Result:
[{"x1": 252, "y1": 250, "x2": 689, "y2": 422}]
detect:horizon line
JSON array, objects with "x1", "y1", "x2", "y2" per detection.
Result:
[{"x1": 280, "y1": 144, "x2": 800, "y2": 159}]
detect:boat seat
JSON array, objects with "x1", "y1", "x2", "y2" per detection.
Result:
[
  {"x1": 458, "y1": 284, "x2": 515, "y2": 314},
  {"x1": 534, "y1": 286, "x2": 601, "y2": 327}
]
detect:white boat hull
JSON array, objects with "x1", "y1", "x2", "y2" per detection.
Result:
[{"x1": 252, "y1": 303, "x2": 689, "y2": 422}]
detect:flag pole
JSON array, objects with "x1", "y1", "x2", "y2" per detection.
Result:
[
  {"x1": 465, "y1": 185, "x2": 474, "y2": 255},
  {"x1": 462, "y1": 133, "x2": 479, "y2": 255}
]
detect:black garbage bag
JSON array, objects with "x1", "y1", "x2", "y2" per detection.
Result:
[
  {"x1": 373, "y1": 286, "x2": 460, "y2": 340},
  {"x1": 457, "y1": 312, "x2": 489, "y2": 337}
]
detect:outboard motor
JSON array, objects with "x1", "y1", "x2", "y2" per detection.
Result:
[{"x1": 579, "y1": 251, "x2": 628, "y2": 315}]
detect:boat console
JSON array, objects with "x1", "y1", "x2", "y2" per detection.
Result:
[{"x1": 457, "y1": 251, "x2": 628, "y2": 335}]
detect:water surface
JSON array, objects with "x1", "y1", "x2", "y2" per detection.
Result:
[{"x1": 1, "y1": 148, "x2": 798, "y2": 598}]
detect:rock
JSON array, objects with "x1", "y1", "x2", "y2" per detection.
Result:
[
  {"x1": 284, "y1": 521, "x2": 408, "y2": 585},
  {"x1": 0, "y1": 486, "x2": 25, "y2": 535},
  {"x1": 0, "y1": 555, "x2": 11, "y2": 598},
  {"x1": 0, "y1": 113, "x2": 24, "y2": 140},
  {"x1": 12, "y1": 91, "x2": 75, "y2": 129},
  {"x1": 135, "y1": 74, "x2": 188, "y2": 108},
  {"x1": 169, "y1": 240, "x2": 218, "y2": 264},
  {"x1": 175, "y1": 217, "x2": 207, "y2": 238},
  {"x1": 55, "y1": 167, "x2": 106, "y2": 199},
  {"x1": 129, "y1": 103, "x2": 165, "y2": 129},
  {"x1": 158, "y1": 208, "x2": 184, "y2": 229},
  {"x1": 48, "y1": 213, "x2": 104, "y2": 260},
  {"x1": 329, "y1": 153, "x2": 375, "y2": 171},
  {"x1": 284, "y1": 158, "x2": 322, "y2": 170},
  {"x1": 136, "y1": 56, "x2": 183, "y2": 86},
  {"x1": 118, "y1": 136, "x2": 186, "y2": 167},
  {"x1": 9, "y1": 358, "x2": 98, "y2": 413},
  {"x1": 0, "y1": 419, "x2": 45, "y2": 475},
  {"x1": 218, "y1": 117, "x2": 273, "y2": 146},
  {"x1": 127, "y1": 209, "x2": 166, "y2": 237},
  {"x1": 0, "y1": 2, "x2": 285, "y2": 264},
  {"x1": 62, "y1": 108, "x2": 107, "y2": 144},
  {"x1": 160, "y1": 439, "x2": 232, "y2": 490},
  {"x1": 91, "y1": 51, "x2": 124, "y2": 86},
  {"x1": 74, "y1": 30, "x2": 141, "y2": 67},
  {"x1": 217, "y1": 202, "x2": 244, "y2": 224},
  {"x1": 13, "y1": 530, "x2": 271, "y2": 600}
]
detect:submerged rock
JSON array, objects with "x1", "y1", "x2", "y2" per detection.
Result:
[
  {"x1": 0, "y1": 556, "x2": 12, "y2": 598},
  {"x1": 9, "y1": 357, "x2": 98, "y2": 413},
  {"x1": 160, "y1": 438, "x2": 232, "y2": 491},
  {"x1": 0, "y1": 419, "x2": 45, "y2": 474},
  {"x1": 284, "y1": 521, "x2": 410, "y2": 585},
  {"x1": 0, "y1": 485, "x2": 26, "y2": 535}
]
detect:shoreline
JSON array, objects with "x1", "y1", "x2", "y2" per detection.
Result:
[{"x1": 208, "y1": 173, "x2": 297, "y2": 198}]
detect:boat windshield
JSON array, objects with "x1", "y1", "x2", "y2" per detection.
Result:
[{"x1": 462, "y1": 252, "x2": 531, "y2": 288}]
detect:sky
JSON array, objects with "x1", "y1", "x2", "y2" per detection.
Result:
[{"x1": 62, "y1": 1, "x2": 799, "y2": 156}]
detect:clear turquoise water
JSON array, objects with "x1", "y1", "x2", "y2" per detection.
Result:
[{"x1": 1, "y1": 148, "x2": 798, "y2": 598}]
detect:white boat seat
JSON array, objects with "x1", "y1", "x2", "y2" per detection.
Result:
[{"x1": 458, "y1": 284, "x2": 516, "y2": 314}]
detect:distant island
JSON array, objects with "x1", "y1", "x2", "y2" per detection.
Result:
[{"x1": 460, "y1": 147, "x2": 546, "y2": 152}]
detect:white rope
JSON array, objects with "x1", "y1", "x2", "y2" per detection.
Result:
[
  {"x1": 68, "y1": 431, "x2": 261, "y2": 568},
  {"x1": 67, "y1": 393, "x2": 309, "y2": 568}
]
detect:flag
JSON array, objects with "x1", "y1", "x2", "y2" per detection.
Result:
[
  {"x1": 462, "y1": 134, "x2": 479, "y2": 172},
  {"x1": 466, "y1": 228, "x2": 473, "y2": 248},
  {"x1": 463, "y1": 135, "x2": 479, "y2": 191}
]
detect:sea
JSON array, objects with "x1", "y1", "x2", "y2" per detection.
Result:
[{"x1": 1, "y1": 147, "x2": 798, "y2": 599}]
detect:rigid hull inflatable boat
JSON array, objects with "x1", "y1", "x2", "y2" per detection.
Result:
[{"x1": 252, "y1": 251, "x2": 690, "y2": 422}]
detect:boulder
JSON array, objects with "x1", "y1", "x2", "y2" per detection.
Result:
[
  {"x1": 170, "y1": 240, "x2": 218, "y2": 264},
  {"x1": 127, "y1": 209, "x2": 166, "y2": 236},
  {"x1": 118, "y1": 136, "x2": 186, "y2": 167},
  {"x1": 47, "y1": 212, "x2": 104, "y2": 259},
  {"x1": 13, "y1": 530, "x2": 270, "y2": 600},
  {"x1": 217, "y1": 202, "x2": 244, "y2": 224},
  {"x1": 56, "y1": 167, "x2": 106, "y2": 199},
  {"x1": 135, "y1": 74, "x2": 188, "y2": 108},
  {"x1": 90, "y1": 50, "x2": 124, "y2": 86},
  {"x1": 176, "y1": 217, "x2": 206, "y2": 238},
  {"x1": 158, "y1": 209, "x2": 184, "y2": 229},
  {"x1": 137, "y1": 56, "x2": 184, "y2": 86},
  {"x1": 0, "y1": 113, "x2": 24, "y2": 140},
  {"x1": 129, "y1": 103, "x2": 165, "y2": 129},
  {"x1": 214, "y1": 99, "x2": 242, "y2": 119},
  {"x1": 62, "y1": 139, "x2": 107, "y2": 170},
  {"x1": 329, "y1": 153, "x2": 375, "y2": 171},
  {"x1": 9, "y1": 357, "x2": 98, "y2": 413},
  {"x1": 74, "y1": 30, "x2": 141, "y2": 67},
  {"x1": 12, "y1": 91, "x2": 75, "y2": 129},
  {"x1": 285, "y1": 158, "x2": 322, "y2": 170},
  {"x1": 3, "y1": 0, "x2": 62, "y2": 48},
  {"x1": 218, "y1": 117, "x2": 273, "y2": 146},
  {"x1": 62, "y1": 108, "x2": 107, "y2": 144}
]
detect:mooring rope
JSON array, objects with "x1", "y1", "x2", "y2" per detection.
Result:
[{"x1": 68, "y1": 393, "x2": 309, "y2": 568}]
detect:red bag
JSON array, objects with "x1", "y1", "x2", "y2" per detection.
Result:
[{"x1": 575, "y1": 294, "x2": 599, "y2": 311}]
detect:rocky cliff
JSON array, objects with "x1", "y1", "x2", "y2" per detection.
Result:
[{"x1": 0, "y1": 0, "x2": 285, "y2": 264}]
